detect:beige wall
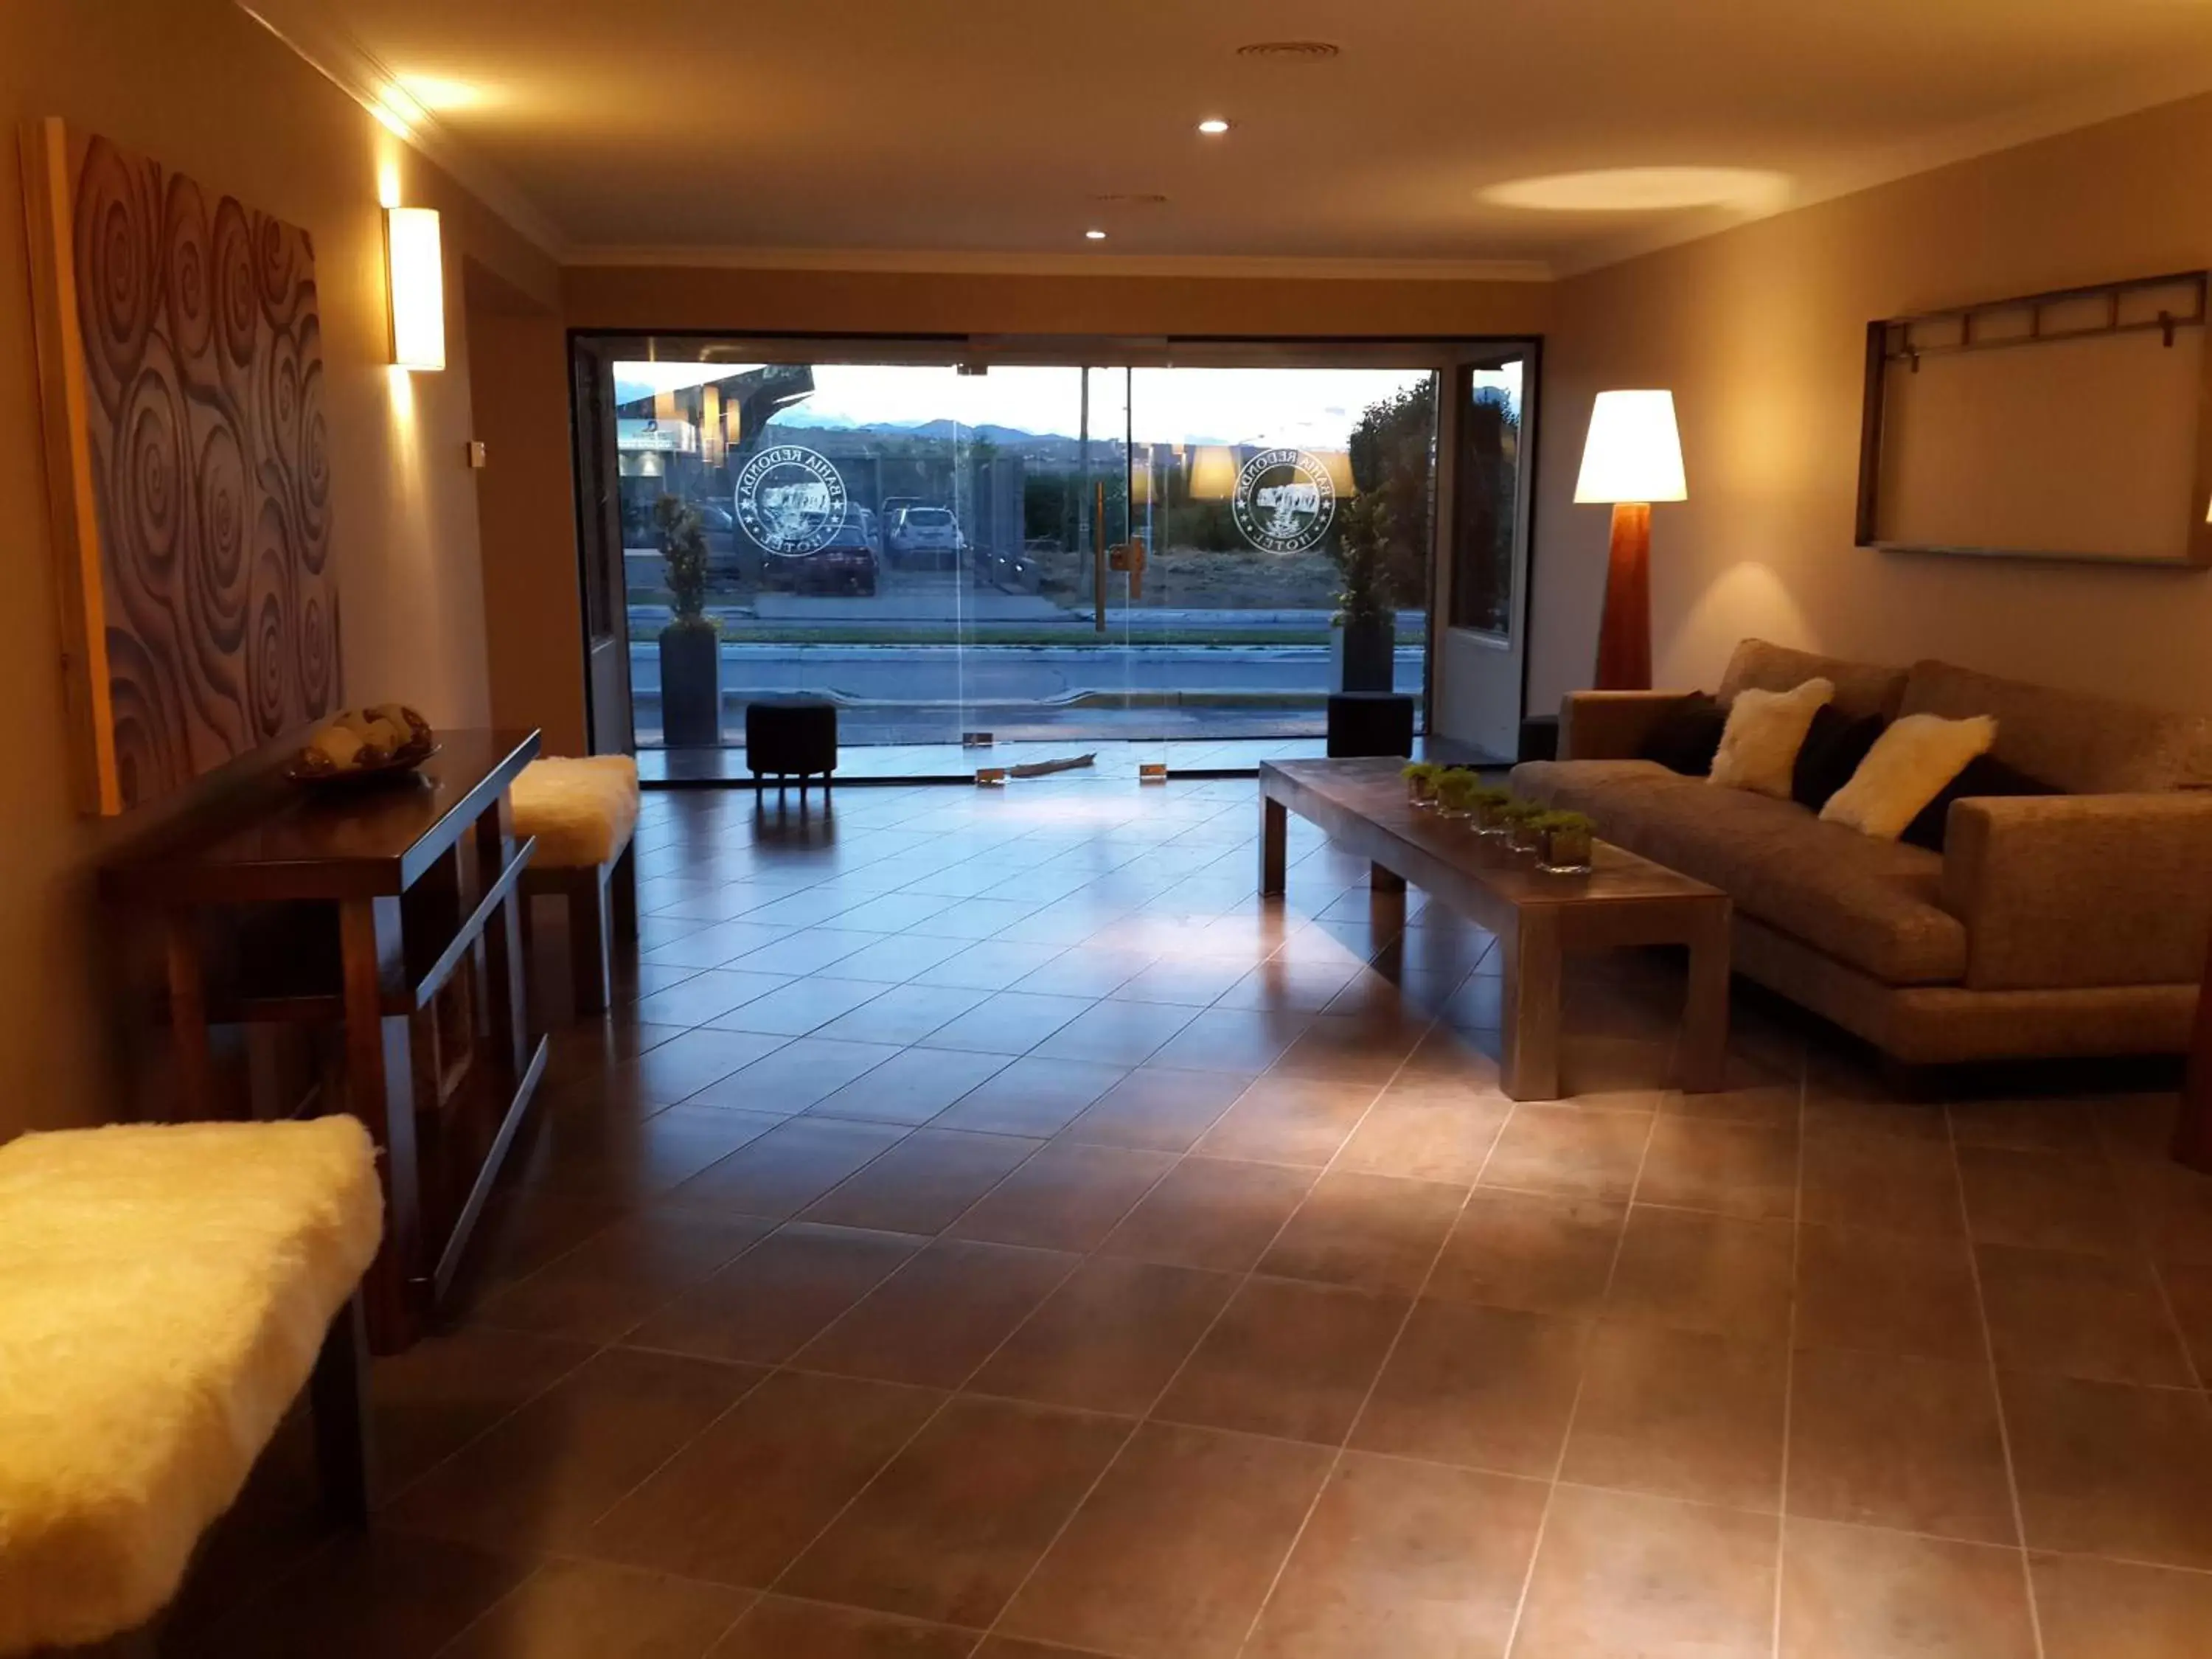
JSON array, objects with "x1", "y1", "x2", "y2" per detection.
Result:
[
  {"x1": 1529, "y1": 93, "x2": 2212, "y2": 717},
  {"x1": 562, "y1": 262, "x2": 1554, "y2": 339},
  {"x1": 1, "y1": 0, "x2": 556, "y2": 1133}
]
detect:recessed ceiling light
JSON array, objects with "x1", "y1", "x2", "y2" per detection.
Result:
[
  {"x1": 1197, "y1": 118, "x2": 1231, "y2": 136},
  {"x1": 1085, "y1": 229, "x2": 1107, "y2": 240},
  {"x1": 1480, "y1": 167, "x2": 1791, "y2": 213}
]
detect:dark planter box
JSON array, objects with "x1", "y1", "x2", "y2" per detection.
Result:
[
  {"x1": 1338, "y1": 616, "x2": 1396, "y2": 693},
  {"x1": 659, "y1": 625, "x2": 723, "y2": 747}
]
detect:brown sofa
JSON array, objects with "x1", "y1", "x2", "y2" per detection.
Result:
[{"x1": 1511, "y1": 640, "x2": 2212, "y2": 1064}]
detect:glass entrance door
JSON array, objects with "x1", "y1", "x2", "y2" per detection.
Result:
[{"x1": 1122, "y1": 365, "x2": 1444, "y2": 770}]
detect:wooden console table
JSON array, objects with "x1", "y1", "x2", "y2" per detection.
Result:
[
  {"x1": 103, "y1": 729, "x2": 549, "y2": 1352},
  {"x1": 1259, "y1": 758, "x2": 1731, "y2": 1100}
]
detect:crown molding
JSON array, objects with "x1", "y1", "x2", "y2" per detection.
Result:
[
  {"x1": 563, "y1": 244, "x2": 1556, "y2": 282},
  {"x1": 233, "y1": 0, "x2": 568, "y2": 257},
  {"x1": 1554, "y1": 56, "x2": 2212, "y2": 278}
]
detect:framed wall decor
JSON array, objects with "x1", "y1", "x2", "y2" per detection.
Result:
[
  {"x1": 20, "y1": 116, "x2": 340, "y2": 815},
  {"x1": 1855, "y1": 271, "x2": 2212, "y2": 568}
]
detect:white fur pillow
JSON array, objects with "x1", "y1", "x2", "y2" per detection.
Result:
[
  {"x1": 1820, "y1": 713, "x2": 1997, "y2": 840},
  {"x1": 1708, "y1": 678, "x2": 1834, "y2": 799}
]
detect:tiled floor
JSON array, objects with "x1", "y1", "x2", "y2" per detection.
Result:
[{"x1": 167, "y1": 776, "x2": 2212, "y2": 1658}]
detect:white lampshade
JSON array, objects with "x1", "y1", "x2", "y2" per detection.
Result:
[
  {"x1": 384, "y1": 206, "x2": 445, "y2": 371},
  {"x1": 1574, "y1": 389, "x2": 1686, "y2": 504}
]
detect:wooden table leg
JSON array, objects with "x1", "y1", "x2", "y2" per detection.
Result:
[
  {"x1": 1679, "y1": 901, "x2": 1733, "y2": 1093},
  {"x1": 163, "y1": 911, "x2": 215, "y2": 1120},
  {"x1": 339, "y1": 896, "x2": 422, "y2": 1352},
  {"x1": 1259, "y1": 794, "x2": 1287, "y2": 897},
  {"x1": 1498, "y1": 908, "x2": 1562, "y2": 1101},
  {"x1": 476, "y1": 793, "x2": 532, "y2": 1079},
  {"x1": 1370, "y1": 862, "x2": 1407, "y2": 894},
  {"x1": 611, "y1": 839, "x2": 639, "y2": 941},
  {"x1": 310, "y1": 1293, "x2": 372, "y2": 1526}
]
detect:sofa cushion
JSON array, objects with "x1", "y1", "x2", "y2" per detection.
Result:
[
  {"x1": 1710, "y1": 678, "x2": 1833, "y2": 799},
  {"x1": 1901, "y1": 754, "x2": 2060, "y2": 853},
  {"x1": 1900, "y1": 660, "x2": 2212, "y2": 795},
  {"x1": 1719, "y1": 639, "x2": 1908, "y2": 722},
  {"x1": 1637, "y1": 692, "x2": 1728, "y2": 776},
  {"x1": 1821, "y1": 714, "x2": 1996, "y2": 841},
  {"x1": 1512, "y1": 759, "x2": 1966, "y2": 985},
  {"x1": 1792, "y1": 706, "x2": 1886, "y2": 812}
]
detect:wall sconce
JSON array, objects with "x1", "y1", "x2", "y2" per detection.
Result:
[{"x1": 384, "y1": 206, "x2": 445, "y2": 371}]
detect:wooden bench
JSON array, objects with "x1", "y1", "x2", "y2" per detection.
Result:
[
  {"x1": 511, "y1": 756, "x2": 641, "y2": 1016},
  {"x1": 0, "y1": 1118, "x2": 382, "y2": 1654}
]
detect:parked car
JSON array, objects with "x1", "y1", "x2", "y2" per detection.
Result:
[
  {"x1": 853, "y1": 506, "x2": 884, "y2": 557},
  {"x1": 887, "y1": 506, "x2": 964, "y2": 569},
  {"x1": 760, "y1": 516, "x2": 878, "y2": 596}
]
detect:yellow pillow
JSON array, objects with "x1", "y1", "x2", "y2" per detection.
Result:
[
  {"x1": 1820, "y1": 713, "x2": 1997, "y2": 840},
  {"x1": 1708, "y1": 678, "x2": 1834, "y2": 799}
]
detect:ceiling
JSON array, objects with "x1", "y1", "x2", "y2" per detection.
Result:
[{"x1": 248, "y1": 0, "x2": 2212, "y2": 274}]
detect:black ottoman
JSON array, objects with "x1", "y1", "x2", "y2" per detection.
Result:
[
  {"x1": 1326, "y1": 692, "x2": 1415, "y2": 759},
  {"x1": 745, "y1": 696, "x2": 838, "y2": 796}
]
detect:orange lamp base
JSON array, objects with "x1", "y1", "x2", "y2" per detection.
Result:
[{"x1": 1594, "y1": 501, "x2": 1652, "y2": 692}]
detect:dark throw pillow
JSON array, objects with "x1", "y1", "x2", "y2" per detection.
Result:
[
  {"x1": 1637, "y1": 692, "x2": 1728, "y2": 776},
  {"x1": 1792, "y1": 705, "x2": 1886, "y2": 813},
  {"x1": 1899, "y1": 754, "x2": 2060, "y2": 852}
]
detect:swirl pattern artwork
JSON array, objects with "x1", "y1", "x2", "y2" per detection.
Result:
[{"x1": 25, "y1": 122, "x2": 339, "y2": 813}]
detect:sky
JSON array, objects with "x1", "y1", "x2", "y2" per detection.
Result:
[{"x1": 615, "y1": 361, "x2": 1521, "y2": 450}]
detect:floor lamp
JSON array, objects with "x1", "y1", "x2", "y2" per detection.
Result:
[{"x1": 1574, "y1": 390, "x2": 1687, "y2": 692}]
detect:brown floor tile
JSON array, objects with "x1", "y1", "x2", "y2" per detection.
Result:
[
  {"x1": 917, "y1": 990, "x2": 1095, "y2": 1055},
  {"x1": 781, "y1": 1395, "x2": 1130, "y2": 1627},
  {"x1": 1099, "y1": 1156, "x2": 1318, "y2": 1273},
  {"x1": 2000, "y1": 1368, "x2": 2212, "y2": 1568},
  {"x1": 967, "y1": 1255, "x2": 1239, "y2": 1415},
  {"x1": 1976, "y1": 1242, "x2": 2194, "y2": 1385},
  {"x1": 1561, "y1": 1322, "x2": 1788, "y2": 1511},
  {"x1": 948, "y1": 1142, "x2": 1177, "y2": 1251},
  {"x1": 1512, "y1": 1485, "x2": 1778, "y2": 1659},
  {"x1": 1947, "y1": 1096, "x2": 2106, "y2": 1155},
  {"x1": 807, "y1": 1046, "x2": 1012, "y2": 1127},
  {"x1": 588, "y1": 1369, "x2": 943, "y2": 1586},
  {"x1": 931, "y1": 1057, "x2": 1132, "y2": 1137},
  {"x1": 1425, "y1": 1191, "x2": 1626, "y2": 1318},
  {"x1": 972, "y1": 1641, "x2": 1114, "y2": 1659},
  {"x1": 2158, "y1": 1259, "x2": 2212, "y2": 1378},
  {"x1": 1787, "y1": 1347, "x2": 2017, "y2": 1545},
  {"x1": 183, "y1": 1528, "x2": 533, "y2": 1659},
  {"x1": 1216, "y1": 959, "x2": 1364, "y2": 1015},
  {"x1": 685, "y1": 1037, "x2": 908, "y2": 1114},
  {"x1": 1779, "y1": 1520, "x2": 2035, "y2": 1659},
  {"x1": 1793, "y1": 1222, "x2": 1983, "y2": 1362},
  {"x1": 1057, "y1": 1066, "x2": 1252, "y2": 1153},
  {"x1": 665, "y1": 1117, "x2": 910, "y2": 1220},
  {"x1": 629, "y1": 1222, "x2": 925, "y2": 1364},
  {"x1": 796, "y1": 1238, "x2": 1077, "y2": 1388},
  {"x1": 1479, "y1": 1104, "x2": 1652, "y2": 1203},
  {"x1": 1256, "y1": 1170, "x2": 1466, "y2": 1294},
  {"x1": 458, "y1": 1187, "x2": 633, "y2": 1292},
  {"x1": 1111, "y1": 956, "x2": 1256, "y2": 1006},
  {"x1": 1147, "y1": 1006, "x2": 1315, "y2": 1073},
  {"x1": 1154, "y1": 1277, "x2": 1408, "y2": 1444},
  {"x1": 1605, "y1": 1207, "x2": 1795, "y2": 1342},
  {"x1": 708, "y1": 1597, "x2": 980, "y2": 1658},
  {"x1": 809, "y1": 982, "x2": 990, "y2": 1046},
  {"x1": 1958, "y1": 1144, "x2": 2140, "y2": 1257},
  {"x1": 1245, "y1": 1453, "x2": 1547, "y2": 1659},
  {"x1": 1660, "y1": 1076, "x2": 1801, "y2": 1131},
  {"x1": 1800, "y1": 1123, "x2": 1964, "y2": 1239},
  {"x1": 1349, "y1": 1299, "x2": 1589, "y2": 1476},
  {"x1": 1033, "y1": 998, "x2": 1203, "y2": 1066},
  {"x1": 384, "y1": 1347, "x2": 762, "y2": 1553},
  {"x1": 511, "y1": 1100, "x2": 789, "y2": 1203},
  {"x1": 439, "y1": 1559, "x2": 754, "y2": 1659},
  {"x1": 1273, "y1": 1012, "x2": 1427, "y2": 1085},
  {"x1": 1191, "y1": 1074, "x2": 1378, "y2": 1166},
  {"x1": 1331, "y1": 1089, "x2": 1509, "y2": 1184},
  {"x1": 995, "y1": 1421, "x2": 1334, "y2": 1658},
  {"x1": 801, "y1": 1128, "x2": 1042, "y2": 1234},
  {"x1": 1636, "y1": 1116, "x2": 1798, "y2": 1220},
  {"x1": 368, "y1": 1324, "x2": 598, "y2": 1492},
  {"x1": 2110, "y1": 1152, "x2": 2212, "y2": 1267},
  {"x1": 2030, "y1": 1550, "x2": 2212, "y2": 1659},
  {"x1": 472, "y1": 1208, "x2": 777, "y2": 1345},
  {"x1": 710, "y1": 975, "x2": 892, "y2": 1037}
]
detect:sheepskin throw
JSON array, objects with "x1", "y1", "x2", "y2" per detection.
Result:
[
  {"x1": 1708, "y1": 678, "x2": 1835, "y2": 799},
  {"x1": 1822, "y1": 713, "x2": 1999, "y2": 841},
  {"x1": 0, "y1": 1118, "x2": 382, "y2": 1652},
  {"x1": 510, "y1": 754, "x2": 641, "y2": 867}
]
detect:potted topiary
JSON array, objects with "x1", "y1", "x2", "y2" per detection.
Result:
[
  {"x1": 1535, "y1": 810, "x2": 1596, "y2": 874},
  {"x1": 656, "y1": 495, "x2": 722, "y2": 747},
  {"x1": 1433, "y1": 768, "x2": 1485, "y2": 818},
  {"x1": 1402, "y1": 761, "x2": 1442, "y2": 807},
  {"x1": 1502, "y1": 798, "x2": 1546, "y2": 855}
]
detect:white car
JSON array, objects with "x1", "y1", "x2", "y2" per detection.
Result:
[{"x1": 887, "y1": 507, "x2": 964, "y2": 569}]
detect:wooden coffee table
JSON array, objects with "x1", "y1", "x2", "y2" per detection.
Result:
[{"x1": 1259, "y1": 757, "x2": 1731, "y2": 1101}]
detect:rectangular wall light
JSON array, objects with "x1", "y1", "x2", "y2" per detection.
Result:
[{"x1": 384, "y1": 206, "x2": 445, "y2": 370}]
